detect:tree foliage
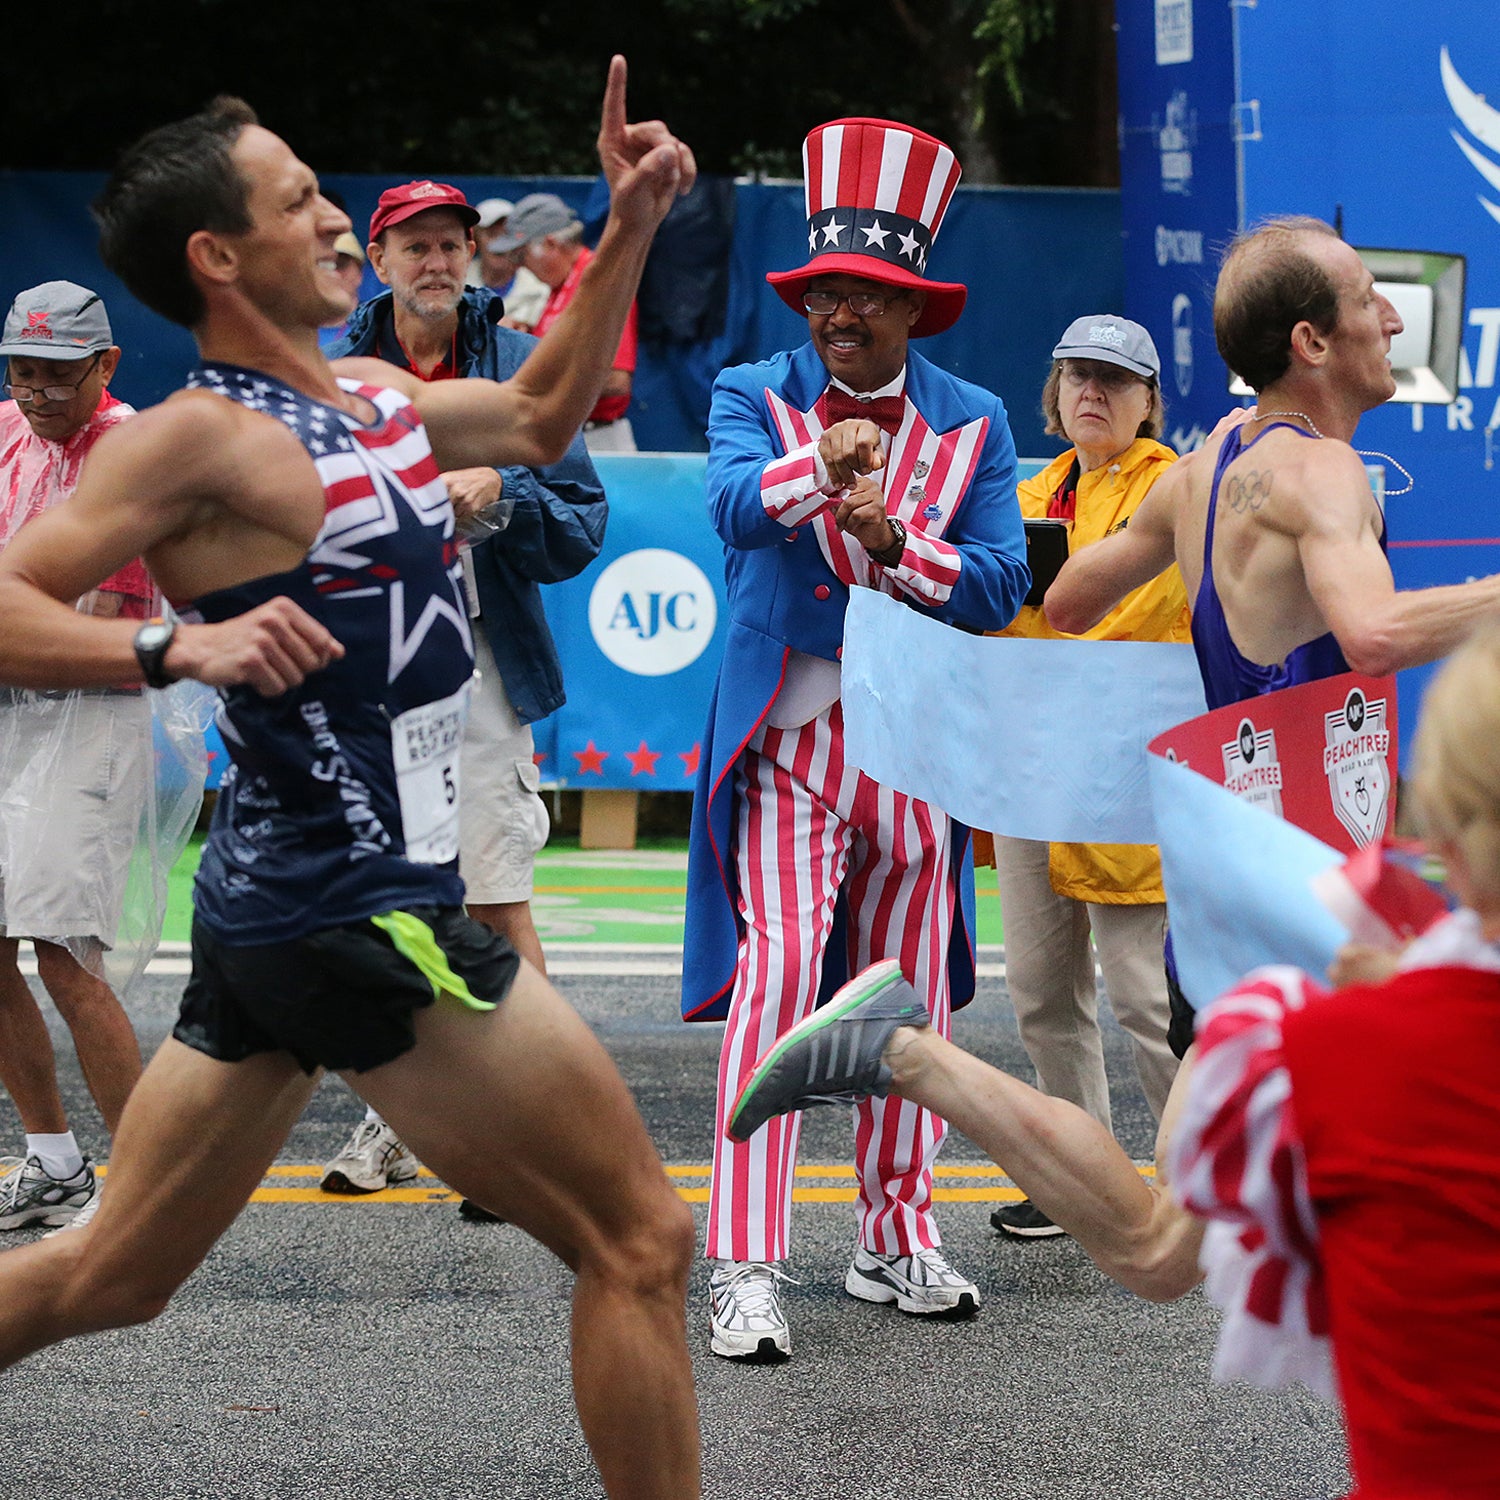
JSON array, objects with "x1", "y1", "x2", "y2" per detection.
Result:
[{"x1": 10, "y1": 0, "x2": 1116, "y2": 186}]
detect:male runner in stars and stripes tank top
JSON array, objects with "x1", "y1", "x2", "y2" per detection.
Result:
[
  {"x1": 0, "y1": 76, "x2": 706, "y2": 1497},
  {"x1": 182, "y1": 362, "x2": 472, "y2": 944}
]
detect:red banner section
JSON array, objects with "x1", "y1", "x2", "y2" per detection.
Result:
[{"x1": 1148, "y1": 673, "x2": 1399, "y2": 855}]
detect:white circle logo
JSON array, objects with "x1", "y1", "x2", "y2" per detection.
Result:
[{"x1": 587, "y1": 549, "x2": 718, "y2": 677}]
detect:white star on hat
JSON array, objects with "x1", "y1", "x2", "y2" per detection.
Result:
[
  {"x1": 821, "y1": 217, "x2": 847, "y2": 247},
  {"x1": 862, "y1": 219, "x2": 891, "y2": 249},
  {"x1": 897, "y1": 228, "x2": 921, "y2": 260}
]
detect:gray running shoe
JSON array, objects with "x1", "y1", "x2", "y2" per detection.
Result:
[
  {"x1": 320, "y1": 1121, "x2": 420, "y2": 1194},
  {"x1": 709, "y1": 1260, "x2": 796, "y2": 1362},
  {"x1": 45, "y1": 1183, "x2": 103, "y2": 1238},
  {"x1": 0, "y1": 1156, "x2": 96, "y2": 1231},
  {"x1": 726, "y1": 959, "x2": 930, "y2": 1143},
  {"x1": 845, "y1": 1245, "x2": 980, "y2": 1318}
]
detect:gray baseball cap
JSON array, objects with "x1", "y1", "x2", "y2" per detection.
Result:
[
  {"x1": 487, "y1": 193, "x2": 580, "y2": 252},
  {"x1": 0, "y1": 281, "x2": 114, "y2": 361},
  {"x1": 1051, "y1": 314, "x2": 1160, "y2": 380}
]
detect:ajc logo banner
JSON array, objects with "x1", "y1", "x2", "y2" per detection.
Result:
[
  {"x1": 586, "y1": 549, "x2": 717, "y2": 678},
  {"x1": 538, "y1": 455, "x2": 728, "y2": 790}
]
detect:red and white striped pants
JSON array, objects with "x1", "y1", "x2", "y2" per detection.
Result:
[{"x1": 706, "y1": 701, "x2": 956, "y2": 1263}]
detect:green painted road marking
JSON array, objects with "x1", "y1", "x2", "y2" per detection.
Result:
[{"x1": 166, "y1": 836, "x2": 1005, "y2": 947}]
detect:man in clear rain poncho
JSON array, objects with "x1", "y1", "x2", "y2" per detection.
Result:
[{"x1": 0, "y1": 282, "x2": 206, "y2": 1232}]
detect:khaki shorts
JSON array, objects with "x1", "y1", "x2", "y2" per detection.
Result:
[
  {"x1": 458, "y1": 631, "x2": 550, "y2": 905},
  {"x1": 0, "y1": 690, "x2": 152, "y2": 945}
]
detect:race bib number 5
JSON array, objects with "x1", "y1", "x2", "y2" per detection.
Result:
[{"x1": 390, "y1": 683, "x2": 469, "y2": 864}]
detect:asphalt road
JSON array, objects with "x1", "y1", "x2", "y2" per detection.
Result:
[{"x1": 0, "y1": 964, "x2": 1349, "y2": 1500}]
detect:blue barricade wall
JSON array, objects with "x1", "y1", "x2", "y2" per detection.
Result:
[
  {"x1": 200, "y1": 455, "x2": 1049, "y2": 792},
  {"x1": 0, "y1": 171, "x2": 1119, "y2": 460}
]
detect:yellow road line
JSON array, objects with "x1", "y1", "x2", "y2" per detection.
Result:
[{"x1": 219, "y1": 1161, "x2": 1154, "y2": 1206}]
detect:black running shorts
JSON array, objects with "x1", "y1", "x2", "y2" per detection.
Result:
[
  {"x1": 174, "y1": 907, "x2": 521, "y2": 1073},
  {"x1": 1166, "y1": 961, "x2": 1196, "y2": 1061}
]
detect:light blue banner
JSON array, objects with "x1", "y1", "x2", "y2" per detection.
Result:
[
  {"x1": 1149, "y1": 753, "x2": 1347, "y2": 1009},
  {"x1": 839, "y1": 589, "x2": 1207, "y2": 842}
]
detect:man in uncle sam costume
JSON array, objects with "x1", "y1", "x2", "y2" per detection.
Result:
[{"x1": 683, "y1": 116, "x2": 1030, "y2": 1361}]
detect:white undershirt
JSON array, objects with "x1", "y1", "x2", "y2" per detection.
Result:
[{"x1": 767, "y1": 366, "x2": 907, "y2": 729}]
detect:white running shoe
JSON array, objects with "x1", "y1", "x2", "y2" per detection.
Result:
[
  {"x1": 844, "y1": 1246, "x2": 980, "y2": 1319},
  {"x1": 708, "y1": 1260, "x2": 796, "y2": 1363},
  {"x1": 0, "y1": 1156, "x2": 96, "y2": 1230},
  {"x1": 320, "y1": 1121, "x2": 420, "y2": 1194}
]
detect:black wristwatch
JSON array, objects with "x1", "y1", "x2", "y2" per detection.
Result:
[
  {"x1": 133, "y1": 617, "x2": 179, "y2": 690},
  {"x1": 868, "y1": 515, "x2": 907, "y2": 568}
]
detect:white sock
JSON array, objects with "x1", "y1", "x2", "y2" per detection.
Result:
[
  {"x1": 363, "y1": 1106, "x2": 384, "y2": 1126},
  {"x1": 27, "y1": 1132, "x2": 84, "y2": 1181}
]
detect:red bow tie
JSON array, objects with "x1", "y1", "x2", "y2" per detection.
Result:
[{"x1": 823, "y1": 388, "x2": 906, "y2": 436}]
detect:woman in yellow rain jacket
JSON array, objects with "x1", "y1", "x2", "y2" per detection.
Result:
[{"x1": 983, "y1": 315, "x2": 1190, "y2": 1239}]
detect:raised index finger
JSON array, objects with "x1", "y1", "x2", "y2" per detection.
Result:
[{"x1": 600, "y1": 54, "x2": 627, "y2": 146}]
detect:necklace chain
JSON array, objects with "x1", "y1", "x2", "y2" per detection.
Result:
[{"x1": 1251, "y1": 407, "x2": 1414, "y2": 498}]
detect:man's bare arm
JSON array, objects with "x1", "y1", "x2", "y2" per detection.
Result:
[
  {"x1": 1298, "y1": 443, "x2": 1500, "y2": 674},
  {"x1": 341, "y1": 56, "x2": 693, "y2": 474},
  {"x1": 0, "y1": 405, "x2": 341, "y2": 695},
  {"x1": 1044, "y1": 467, "x2": 1182, "y2": 634}
]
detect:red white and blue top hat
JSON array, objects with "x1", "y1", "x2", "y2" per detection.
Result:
[{"x1": 766, "y1": 117, "x2": 966, "y2": 338}]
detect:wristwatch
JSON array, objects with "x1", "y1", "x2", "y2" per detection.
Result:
[
  {"x1": 132, "y1": 617, "x2": 179, "y2": 690},
  {"x1": 868, "y1": 515, "x2": 907, "y2": 568}
]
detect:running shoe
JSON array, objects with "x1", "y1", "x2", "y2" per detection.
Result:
[
  {"x1": 845, "y1": 1246, "x2": 980, "y2": 1319},
  {"x1": 458, "y1": 1198, "x2": 505, "y2": 1224},
  {"x1": 45, "y1": 1184, "x2": 103, "y2": 1238},
  {"x1": 990, "y1": 1198, "x2": 1067, "y2": 1239},
  {"x1": 0, "y1": 1156, "x2": 96, "y2": 1231},
  {"x1": 320, "y1": 1121, "x2": 420, "y2": 1194},
  {"x1": 726, "y1": 959, "x2": 930, "y2": 1143},
  {"x1": 708, "y1": 1260, "x2": 795, "y2": 1362}
]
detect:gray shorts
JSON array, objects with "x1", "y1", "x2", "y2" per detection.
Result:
[
  {"x1": 458, "y1": 631, "x2": 550, "y2": 905},
  {"x1": 0, "y1": 690, "x2": 152, "y2": 945}
]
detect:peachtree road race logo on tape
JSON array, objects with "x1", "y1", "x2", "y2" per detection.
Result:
[
  {"x1": 1323, "y1": 687, "x2": 1391, "y2": 847},
  {"x1": 1222, "y1": 717, "x2": 1283, "y2": 818},
  {"x1": 588, "y1": 549, "x2": 717, "y2": 677}
]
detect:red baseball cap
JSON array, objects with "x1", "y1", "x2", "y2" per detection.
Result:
[{"x1": 368, "y1": 181, "x2": 480, "y2": 241}]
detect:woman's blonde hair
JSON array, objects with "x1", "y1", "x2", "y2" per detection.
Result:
[{"x1": 1411, "y1": 621, "x2": 1500, "y2": 903}]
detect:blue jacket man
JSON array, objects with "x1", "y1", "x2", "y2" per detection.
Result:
[{"x1": 330, "y1": 286, "x2": 605, "y2": 726}]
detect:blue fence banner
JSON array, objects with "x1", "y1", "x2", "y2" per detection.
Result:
[
  {"x1": 841, "y1": 590, "x2": 1207, "y2": 843},
  {"x1": 0, "y1": 173, "x2": 1118, "y2": 463},
  {"x1": 535, "y1": 454, "x2": 722, "y2": 790}
]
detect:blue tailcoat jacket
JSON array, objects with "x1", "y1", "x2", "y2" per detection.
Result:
[{"x1": 682, "y1": 342, "x2": 1030, "y2": 1020}]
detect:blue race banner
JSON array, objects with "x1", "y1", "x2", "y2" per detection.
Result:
[
  {"x1": 1115, "y1": 0, "x2": 1239, "y2": 452},
  {"x1": 537, "y1": 454, "x2": 723, "y2": 791}
]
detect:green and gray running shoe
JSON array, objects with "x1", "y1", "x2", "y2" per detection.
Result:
[
  {"x1": 0, "y1": 1156, "x2": 96, "y2": 1231},
  {"x1": 726, "y1": 959, "x2": 930, "y2": 1143}
]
